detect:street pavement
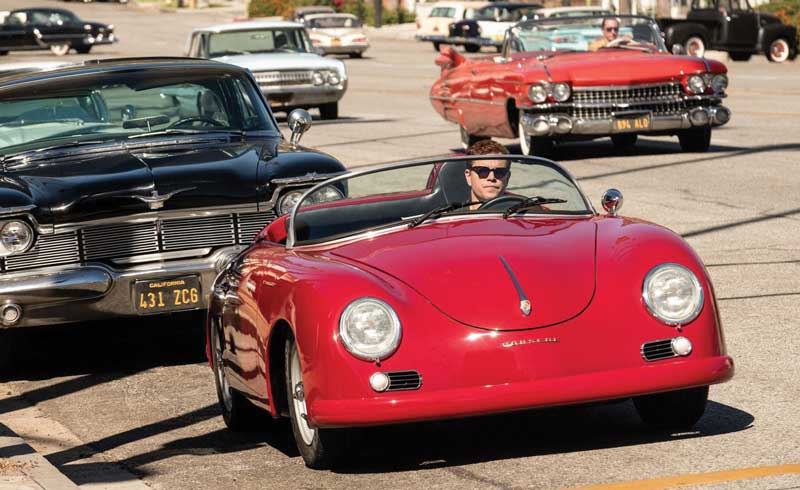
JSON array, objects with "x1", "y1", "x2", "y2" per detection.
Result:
[{"x1": 0, "y1": 1, "x2": 799, "y2": 489}]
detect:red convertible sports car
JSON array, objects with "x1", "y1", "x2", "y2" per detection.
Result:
[
  {"x1": 207, "y1": 155, "x2": 734, "y2": 468},
  {"x1": 430, "y1": 16, "x2": 732, "y2": 155}
]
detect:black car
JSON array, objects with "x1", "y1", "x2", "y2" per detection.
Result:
[
  {"x1": 658, "y1": 0, "x2": 797, "y2": 62},
  {"x1": 0, "y1": 58, "x2": 346, "y2": 330},
  {"x1": 0, "y1": 7, "x2": 117, "y2": 56},
  {"x1": 446, "y1": 2, "x2": 542, "y2": 52}
]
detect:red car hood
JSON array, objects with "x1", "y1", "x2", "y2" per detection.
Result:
[
  {"x1": 331, "y1": 218, "x2": 596, "y2": 330},
  {"x1": 521, "y1": 51, "x2": 708, "y2": 86}
]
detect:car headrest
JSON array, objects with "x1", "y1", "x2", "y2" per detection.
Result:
[{"x1": 435, "y1": 160, "x2": 470, "y2": 204}]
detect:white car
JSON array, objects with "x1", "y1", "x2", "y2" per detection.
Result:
[
  {"x1": 186, "y1": 21, "x2": 347, "y2": 119},
  {"x1": 305, "y1": 13, "x2": 369, "y2": 58},
  {"x1": 415, "y1": 1, "x2": 487, "y2": 51}
]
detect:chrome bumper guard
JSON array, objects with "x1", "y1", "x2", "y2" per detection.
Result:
[
  {"x1": 259, "y1": 82, "x2": 347, "y2": 107},
  {"x1": 0, "y1": 245, "x2": 245, "y2": 328},
  {"x1": 520, "y1": 106, "x2": 732, "y2": 137}
]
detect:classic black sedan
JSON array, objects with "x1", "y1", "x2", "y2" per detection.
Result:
[
  {"x1": 0, "y1": 58, "x2": 345, "y2": 329},
  {"x1": 0, "y1": 8, "x2": 117, "y2": 56}
]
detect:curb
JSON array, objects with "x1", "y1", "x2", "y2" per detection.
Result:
[{"x1": 0, "y1": 426, "x2": 79, "y2": 490}]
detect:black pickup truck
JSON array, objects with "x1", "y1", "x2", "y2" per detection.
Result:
[{"x1": 658, "y1": 0, "x2": 797, "y2": 62}]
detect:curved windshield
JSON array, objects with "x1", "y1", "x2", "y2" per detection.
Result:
[
  {"x1": 308, "y1": 16, "x2": 362, "y2": 28},
  {"x1": 511, "y1": 16, "x2": 666, "y2": 54},
  {"x1": 289, "y1": 156, "x2": 593, "y2": 247},
  {"x1": 208, "y1": 28, "x2": 312, "y2": 56},
  {"x1": 0, "y1": 70, "x2": 275, "y2": 155}
]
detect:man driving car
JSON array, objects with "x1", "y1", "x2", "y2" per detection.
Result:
[
  {"x1": 464, "y1": 140, "x2": 511, "y2": 210},
  {"x1": 588, "y1": 17, "x2": 631, "y2": 51}
]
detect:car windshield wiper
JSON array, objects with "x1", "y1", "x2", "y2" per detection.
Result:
[
  {"x1": 502, "y1": 196, "x2": 567, "y2": 218},
  {"x1": 408, "y1": 201, "x2": 481, "y2": 228},
  {"x1": 126, "y1": 128, "x2": 245, "y2": 140}
]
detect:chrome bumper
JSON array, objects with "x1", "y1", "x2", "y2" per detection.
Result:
[
  {"x1": 0, "y1": 246, "x2": 244, "y2": 328},
  {"x1": 319, "y1": 44, "x2": 369, "y2": 54},
  {"x1": 520, "y1": 106, "x2": 732, "y2": 137},
  {"x1": 83, "y1": 33, "x2": 117, "y2": 45},
  {"x1": 260, "y1": 81, "x2": 347, "y2": 108}
]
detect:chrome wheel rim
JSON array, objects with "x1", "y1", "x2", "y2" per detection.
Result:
[
  {"x1": 290, "y1": 345, "x2": 315, "y2": 445},
  {"x1": 50, "y1": 44, "x2": 69, "y2": 56},
  {"x1": 518, "y1": 118, "x2": 532, "y2": 155},
  {"x1": 213, "y1": 328, "x2": 233, "y2": 413},
  {"x1": 770, "y1": 39, "x2": 789, "y2": 62},
  {"x1": 685, "y1": 37, "x2": 705, "y2": 57}
]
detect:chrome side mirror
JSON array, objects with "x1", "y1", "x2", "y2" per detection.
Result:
[
  {"x1": 601, "y1": 188, "x2": 623, "y2": 216},
  {"x1": 288, "y1": 109, "x2": 312, "y2": 147}
]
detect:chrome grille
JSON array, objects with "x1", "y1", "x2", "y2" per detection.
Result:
[
  {"x1": 237, "y1": 211, "x2": 276, "y2": 243},
  {"x1": 162, "y1": 215, "x2": 236, "y2": 251},
  {"x1": 571, "y1": 83, "x2": 686, "y2": 119},
  {"x1": 253, "y1": 70, "x2": 313, "y2": 86},
  {"x1": 3, "y1": 232, "x2": 80, "y2": 272},
  {"x1": 82, "y1": 222, "x2": 160, "y2": 260},
  {"x1": 641, "y1": 338, "x2": 677, "y2": 362},
  {"x1": 386, "y1": 371, "x2": 422, "y2": 391},
  {"x1": 0, "y1": 212, "x2": 276, "y2": 273}
]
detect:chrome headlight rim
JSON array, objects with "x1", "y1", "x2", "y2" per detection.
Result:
[
  {"x1": 642, "y1": 262, "x2": 704, "y2": 326},
  {"x1": 312, "y1": 71, "x2": 325, "y2": 86},
  {"x1": 528, "y1": 83, "x2": 548, "y2": 103},
  {"x1": 325, "y1": 70, "x2": 341, "y2": 86},
  {"x1": 551, "y1": 82, "x2": 571, "y2": 102},
  {"x1": 339, "y1": 297, "x2": 402, "y2": 361},
  {"x1": 0, "y1": 219, "x2": 35, "y2": 257},
  {"x1": 278, "y1": 185, "x2": 344, "y2": 216},
  {"x1": 687, "y1": 74, "x2": 706, "y2": 95},
  {"x1": 277, "y1": 189, "x2": 305, "y2": 216},
  {"x1": 710, "y1": 73, "x2": 728, "y2": 93}
]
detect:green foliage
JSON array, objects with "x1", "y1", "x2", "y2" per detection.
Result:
[
  {"x1": 756, "y1": 0, "x2": 800, "y2": 44},
  {"x1": 339, "y1": 0, "x2": 411, "y2": 25}
]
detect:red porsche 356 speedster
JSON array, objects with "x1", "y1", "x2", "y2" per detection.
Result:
[
  {"x1": 430, "y1": 16, "x2": 732, "y2": 155},
  {"x1": 207, "y1": 154, "x2": 734, "y2": 468}
]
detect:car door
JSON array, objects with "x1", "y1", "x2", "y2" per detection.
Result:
[
  {"x1": 33, "y1": 10, "x2": 86, "y2": 46},
  {"x1": 0, "y1": 12, "x2": 31, "y2": 49},
  {"x1": 722, "y1": 0, "x2": 758, "y2": 47}
]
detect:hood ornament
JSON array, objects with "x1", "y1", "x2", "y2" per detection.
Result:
[
  {"x1": 132, "y1": 187, "x2": 196, "y2": 210},
  {"x1": 499, "y1": 256, "x2": 532, "y2": 317}
]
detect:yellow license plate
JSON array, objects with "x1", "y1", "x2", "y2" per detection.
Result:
[
  {"x1": 614, "y1": 115, "x2": 651, "y2": 132},
  {"x1": 134, "y1": 275, "x2": 201, "y2": 314},
  {"x1": 331, "y1": 38, "x2": 341, "y2": 45}
]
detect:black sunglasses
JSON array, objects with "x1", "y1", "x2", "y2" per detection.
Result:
[
  {"x1": 604, "y1": 27, "x2": 619, "y2": 32},
  {"x1": 469, "y1": 166, "x2": 510, "y2": 179}
]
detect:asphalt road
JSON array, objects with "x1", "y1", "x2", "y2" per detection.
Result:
[{"x1": 1, "y1": 1, "x2": 799, "y2": 489}]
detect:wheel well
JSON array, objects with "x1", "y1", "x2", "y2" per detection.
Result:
[
  {"x1": 268, "y1": 320, "x2": 292, "y2": 418},
  {"x1": 507, "y1": 99, "x2": 519, "y2": 137}
]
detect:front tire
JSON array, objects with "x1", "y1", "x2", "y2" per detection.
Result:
[
  {"x1": 49, "y1": 44, "x2": 70, "y2": 56},
  {"x1": 432, "y1": 41, "x2": 441, "y2": 52},
  {"x1": 75, "y1": 45, "x2": 92, "y2": 54},
  {"x1": 318, "y1": 102, "x2": 338, "y2": 120},
  {"x1": 285, "y1": 333, "x2": 344, "y2": 469},
  {"x1": 349, "y1": 52, "x2": 363, "y2": 58},
  {"x1": 684, "y1": 36, "x2": 706, "y2": 58},
  {"x1": 729, "y1": 51, "x2": 751, "y2": 61},
  {"x1": 767, "y1": 38, "x2": 791, "y2": 63},
  {"x1": 0, "y1": 51, "x2": 8, "y2": 56},
  {"x1": 518, "y1": 117, "x2": 554, "y2": 157},
  {"x1": 678, "y1": 127, "x2": 711, "y2": 152},
  {"x1": 634, "y1": 386, "x2": 709, "y2": 430},
  {"x1": 211, "y1": 322, "x2": 263, "y2": 431},
  {"x1": 464, "y1": 43, "x2": 480, "y2": 53}
]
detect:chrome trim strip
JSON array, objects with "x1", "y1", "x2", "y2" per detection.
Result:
[
  {"x1": 0, "y1": 205, "x2": 35, "y2": 216},
  {"x1": 499, "y1": 256, "x2": 531, "y2": 316},
  {"x1": 572, "y1": 81, "x2": 682, "y2": 91},
  {"x1": 429, "y1": 95, "x2": 507, "y2": 107},
  {"x1": 52, "y1": 205, "x2": 261, "y2": 232},
  {"x1": 519, "y1": 94, "x2": 725, "y2": 111},
  {"x1": 110, "y1": 248, "x2": 212, "y2": 265}
]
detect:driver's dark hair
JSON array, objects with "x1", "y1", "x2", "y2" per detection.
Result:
[
  {"x1": 601, "y1": 17, "x2": 621, "y2": 28},
  {"x1": 465, "y1": 140, "x2": 510, "y2": 167}
]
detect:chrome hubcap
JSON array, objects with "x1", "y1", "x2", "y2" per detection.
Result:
[
  {"x1": 290, "y1": 345, "x2": 315, "y2": 445},
  {"x1": 771, "y1": 40, "x2": 788, "y2": 62}
]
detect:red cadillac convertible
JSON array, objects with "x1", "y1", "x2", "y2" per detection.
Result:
[
  {"x1": 207, "y1": 154, "x2": 734, "y2": 468},
  {"x1": 430, "y1": 16, "x2": 732, "y2": 155}
]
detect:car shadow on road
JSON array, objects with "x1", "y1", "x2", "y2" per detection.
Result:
[{"x1": 325, "y1": 398, "x2": 753, "y2": 474}]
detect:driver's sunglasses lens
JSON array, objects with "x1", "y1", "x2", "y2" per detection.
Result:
[
  {"x1": 471, "y1": 166, "x2": 509, "y2": 179},
  {"x1": 605, "y1": 27, "x2": 619, "y2": 32}
]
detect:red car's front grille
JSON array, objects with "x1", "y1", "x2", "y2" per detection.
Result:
[{"x1": 570, "y1": 83, "x2": 689, "y2": 119}]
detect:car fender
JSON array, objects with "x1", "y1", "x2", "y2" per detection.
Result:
[
  {"x1": 664, "y1": 22, "x2": 711, "y2": 49},
  {"x1": 758, "y1": 23, "x2": 798, "y2": 54}
]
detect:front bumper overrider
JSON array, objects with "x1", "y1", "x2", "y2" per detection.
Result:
[{"x1": 0, "y1": 246, "x2": 243, "y2": 328}]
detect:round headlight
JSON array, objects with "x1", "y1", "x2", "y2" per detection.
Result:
[
  {"x1": 687, "y1": 75, "x2": 706, "y2": 94},
  {"x1": 339, "y1": 297, "x2": 401, "y2": 360},
  {"x1": 309, "y1": 185, "x2": 344, "y2": 205},
  {"x1": 710, "y1": 74, "x2": 728, "y2": 93},
  {"x1": 312, "y1": 71, "x2": 325, "y2": 86},
  {"x1": 642, "y1": 263, "x2": 704, "y2": 325},
  {"x1": 325, "y1": 71, "x2": 341, "y2": 86},
  {"x1": 0, "y1": 220, "x2": 34, "y2": 256},
  {"x1": 551, "y1": 82, "x2": 571, "y2": 102},
  {"x1": 528, "y1": 83, "x2": 548, "y2": 103},
  {"x1": 278, "y1": 190, "x2": 305, "y2": 215}
]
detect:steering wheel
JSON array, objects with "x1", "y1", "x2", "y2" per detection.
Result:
[
  {"x1": 167, "y1": 116, "x2": 226, "y2": 129},
  {"x1": 606, "y1": 37, "x2": 632, "y2": 48},
  {"x1": 478, "y1": 195, "x2": 526, "y2": 210}
]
